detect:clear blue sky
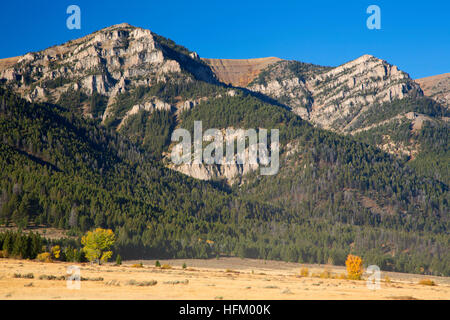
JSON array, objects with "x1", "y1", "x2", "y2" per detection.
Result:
[{"x1": 0, "y1": 0, "x2": 448, "y2": 78}]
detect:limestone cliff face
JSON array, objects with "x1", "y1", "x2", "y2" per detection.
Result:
[
  {"x1": 165, "y1": 127, "x2": 274, "y2": 184},
  {"x1": 0, "y1": 23, "x2": 216, "y2": 121},
  {"x1": 117, "y1": 98, "x2": 172, "y2": 130},
  {"x1": 249, "y1": 55, "x2": 423, "y2": 132},
  {"x1": 171, "y1": 162, "x2": 259, "y2": 185}
]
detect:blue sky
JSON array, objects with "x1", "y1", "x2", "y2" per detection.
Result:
[{"x1": 0, "y1": 0, "x2": 448, "y2": 79}]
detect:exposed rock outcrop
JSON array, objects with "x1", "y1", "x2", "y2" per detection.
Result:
[
  {"x1": 0, "y1": 23, "x2": 216, "y2": 123},
  {"x1": 118, "y1": 98, "x2": 172, "y2": 129},
  {"x1": 166, "y1": 128, "x2": 274, "y2": 185},
  {"x1": 249, "y1": 55, "x2": 423, "y2": 132}
]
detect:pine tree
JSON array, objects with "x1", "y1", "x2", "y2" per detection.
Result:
[{"x1": 2, "y1": 232, "x2": 12, "y2": 256}]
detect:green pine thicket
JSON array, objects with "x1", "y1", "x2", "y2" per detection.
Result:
[{"x1": 0, "y1": 77, "x2": 449, "y2": 276}]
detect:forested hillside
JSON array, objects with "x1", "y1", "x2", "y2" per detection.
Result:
[
  {"x1": 1, "y1": 86, "x2": 449, "y2": 275},
  {"x1": 0, "y1": 24, "x2": 448, "y2": 276}
]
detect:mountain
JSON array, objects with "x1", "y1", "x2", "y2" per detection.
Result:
[
  {"x1": 242, "y1": 55, "x2": 449, "y2": 185},
  {"x1": 201, "y1": 57, "x2": 281, "y2": 87},
  {"x1": 0, "y1": 85, "x2": 289, "y2": 259},
  {"x1": 416, "y1": 73, "x2": 450, "y2": 109},
  {"x1": 0, "y1": 23, "x2": 217, "y2": 120},
  {"x1": 0, "y1": 24, "x2": 449, "y2": 275},
  {"x1": 247, "y1": 55, "x2": 423, "y2": 130},
  {"x1": 1, "y1": 23, "x2": 445, "y2": 169}
]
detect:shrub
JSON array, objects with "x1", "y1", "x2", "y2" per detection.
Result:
[
  {"x1": 39, "y1": 274, "x2": 59, "y2": 280},
  {"x1": 105, "y1": 280, "x2": 120, "y2": 286},
  {"x1": 36, "y1": 252, "x2": 52, "y2": 263},
  {"x1": 51, "y1": 245, "x2": 61, "y2": 259},
  {"x1": 282, "y1": 288, "x2": 293, "y2": 294},
  {"x1": 345, "y1": 254, "x2": 363, "y2": 280},
  {"x1": 320, "y1": 269, "x2": 332, "y2": 279},
  {"x1": 163, "y1": 279, "x2": 189, "y2": 285},
  {"x1": 338, "y1": 273, "x2": 347, "y2": 280},
  {"x1": 225, "y1": 269, "x2": 239, "y2": 273},
  {"x1": 13, "y1": 273, "x2": 34, "y2": 279},
  {"x1": 64, "y1": 247, "x2": 84, "y2": 262},
  {"x1": 418, "y1": 279, "x2": 436, "y2": 286},
  {"x1": 40, "y1": 274, "x2": 95, "y2": 281},
  {"x1": 126, "y1": 279, "x2": 157, "y2": 286},
  {"x1": 182, "y1": 263, "x2": 187, "y2": 269},
  {"x1": 155, "y1": 260, "x2": 161, "y2": 267},
  {"x1": 300, "y1": 268, "x2": 309, "y2": 277},
  {"x1": 161, "y1": 264, "x2": 172, "y2": 269},
  {"x1": 131, "y1": 263, "x2": 143, "y2": 268},
  {"x1": 81, "y1": 276, "x2": 103, "y2": 281}
]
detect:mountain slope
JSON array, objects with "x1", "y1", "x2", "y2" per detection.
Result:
[
  {"x1": 248, "y1": 55, "x2": 423, "y2": 129},
  {"x1": 1, "y1": 86, "x2": 449, "y2": 275},
  {"x1": 0, "y1": 24, "x2": 449, "y2": 275},
  {"x1": 416, "y1": 73, "x2": 450, "y2": 109},
  {"x1": 245, "y1": 55, "x2": 449, "y2": 185},
  {"x1": 201, "y1": 57, "x2": 281, "y2": 87},
  {"x1": 0, "y1": 23, "x2": 217, "y2": 121}
]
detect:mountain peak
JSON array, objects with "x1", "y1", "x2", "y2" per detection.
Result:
[
  {"x1": 0, "y1": 24, "x2": 217, "y2": 119},
  {"x1": 106, "y1": 22, "x2": 134, "y2": 29},
  {"x1": 247, "y1": 53, "x2": 423, "y2": 131},
  {"x1": 357, "y1": 53, "x2": 376, "y2": 60}
]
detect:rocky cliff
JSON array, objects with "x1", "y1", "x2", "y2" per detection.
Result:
[
  {"x1": 249, "y1": 54, "x2": 423, "y2": 132},
  {"x1": 0, "y1": 23, "x2": 216, "y2": 123}
]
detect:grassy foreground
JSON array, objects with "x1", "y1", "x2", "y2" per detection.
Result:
[{"x1": 0, "y1": 257, "x2": 449, "y2": 300}]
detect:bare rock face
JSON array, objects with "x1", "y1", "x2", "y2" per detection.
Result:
[
  {"x1": 118, "y1": 98, "x2": 172, "y2": 129},
  {"x1": 306, "y1": 55, "x2": 422, "y2": 131},
  {"x1": 166, "y1": 128, "x2": 271, "y2": 185},
  {"x1": 173, "y1": 162, "x2": 259, "y2": 185},
  {"x1": 248, "y1": 55, "x2": 423, "y2": 132}
]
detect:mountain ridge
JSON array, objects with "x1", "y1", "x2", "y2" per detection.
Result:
[
  {"x1": 0, "y1": 23, "x2": 448, "y2": 183},
  {"x1": 0, "y1": 24, "x2": 449, "y2": 275},
  {"x1": 201, "y1": 57, "x2": 282, "y2": 87}
]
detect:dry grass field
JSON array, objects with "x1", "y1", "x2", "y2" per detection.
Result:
[{"x1": 0, "y1": 257, "x2": 449, "y2": 300}]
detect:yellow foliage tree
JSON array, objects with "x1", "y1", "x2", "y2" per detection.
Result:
[
  {"x1": 81, "y1": 228, "x2": 116, "y2": 264},
  {"x1": 345, "y1": 254, "x2": 363, "y2": 280},
  {"x1": 51, "y1": 245, "x2": 61, "y2": 259},
  {"x1": 37, "y1": 252, "x2": 52, "y2": 263}
]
